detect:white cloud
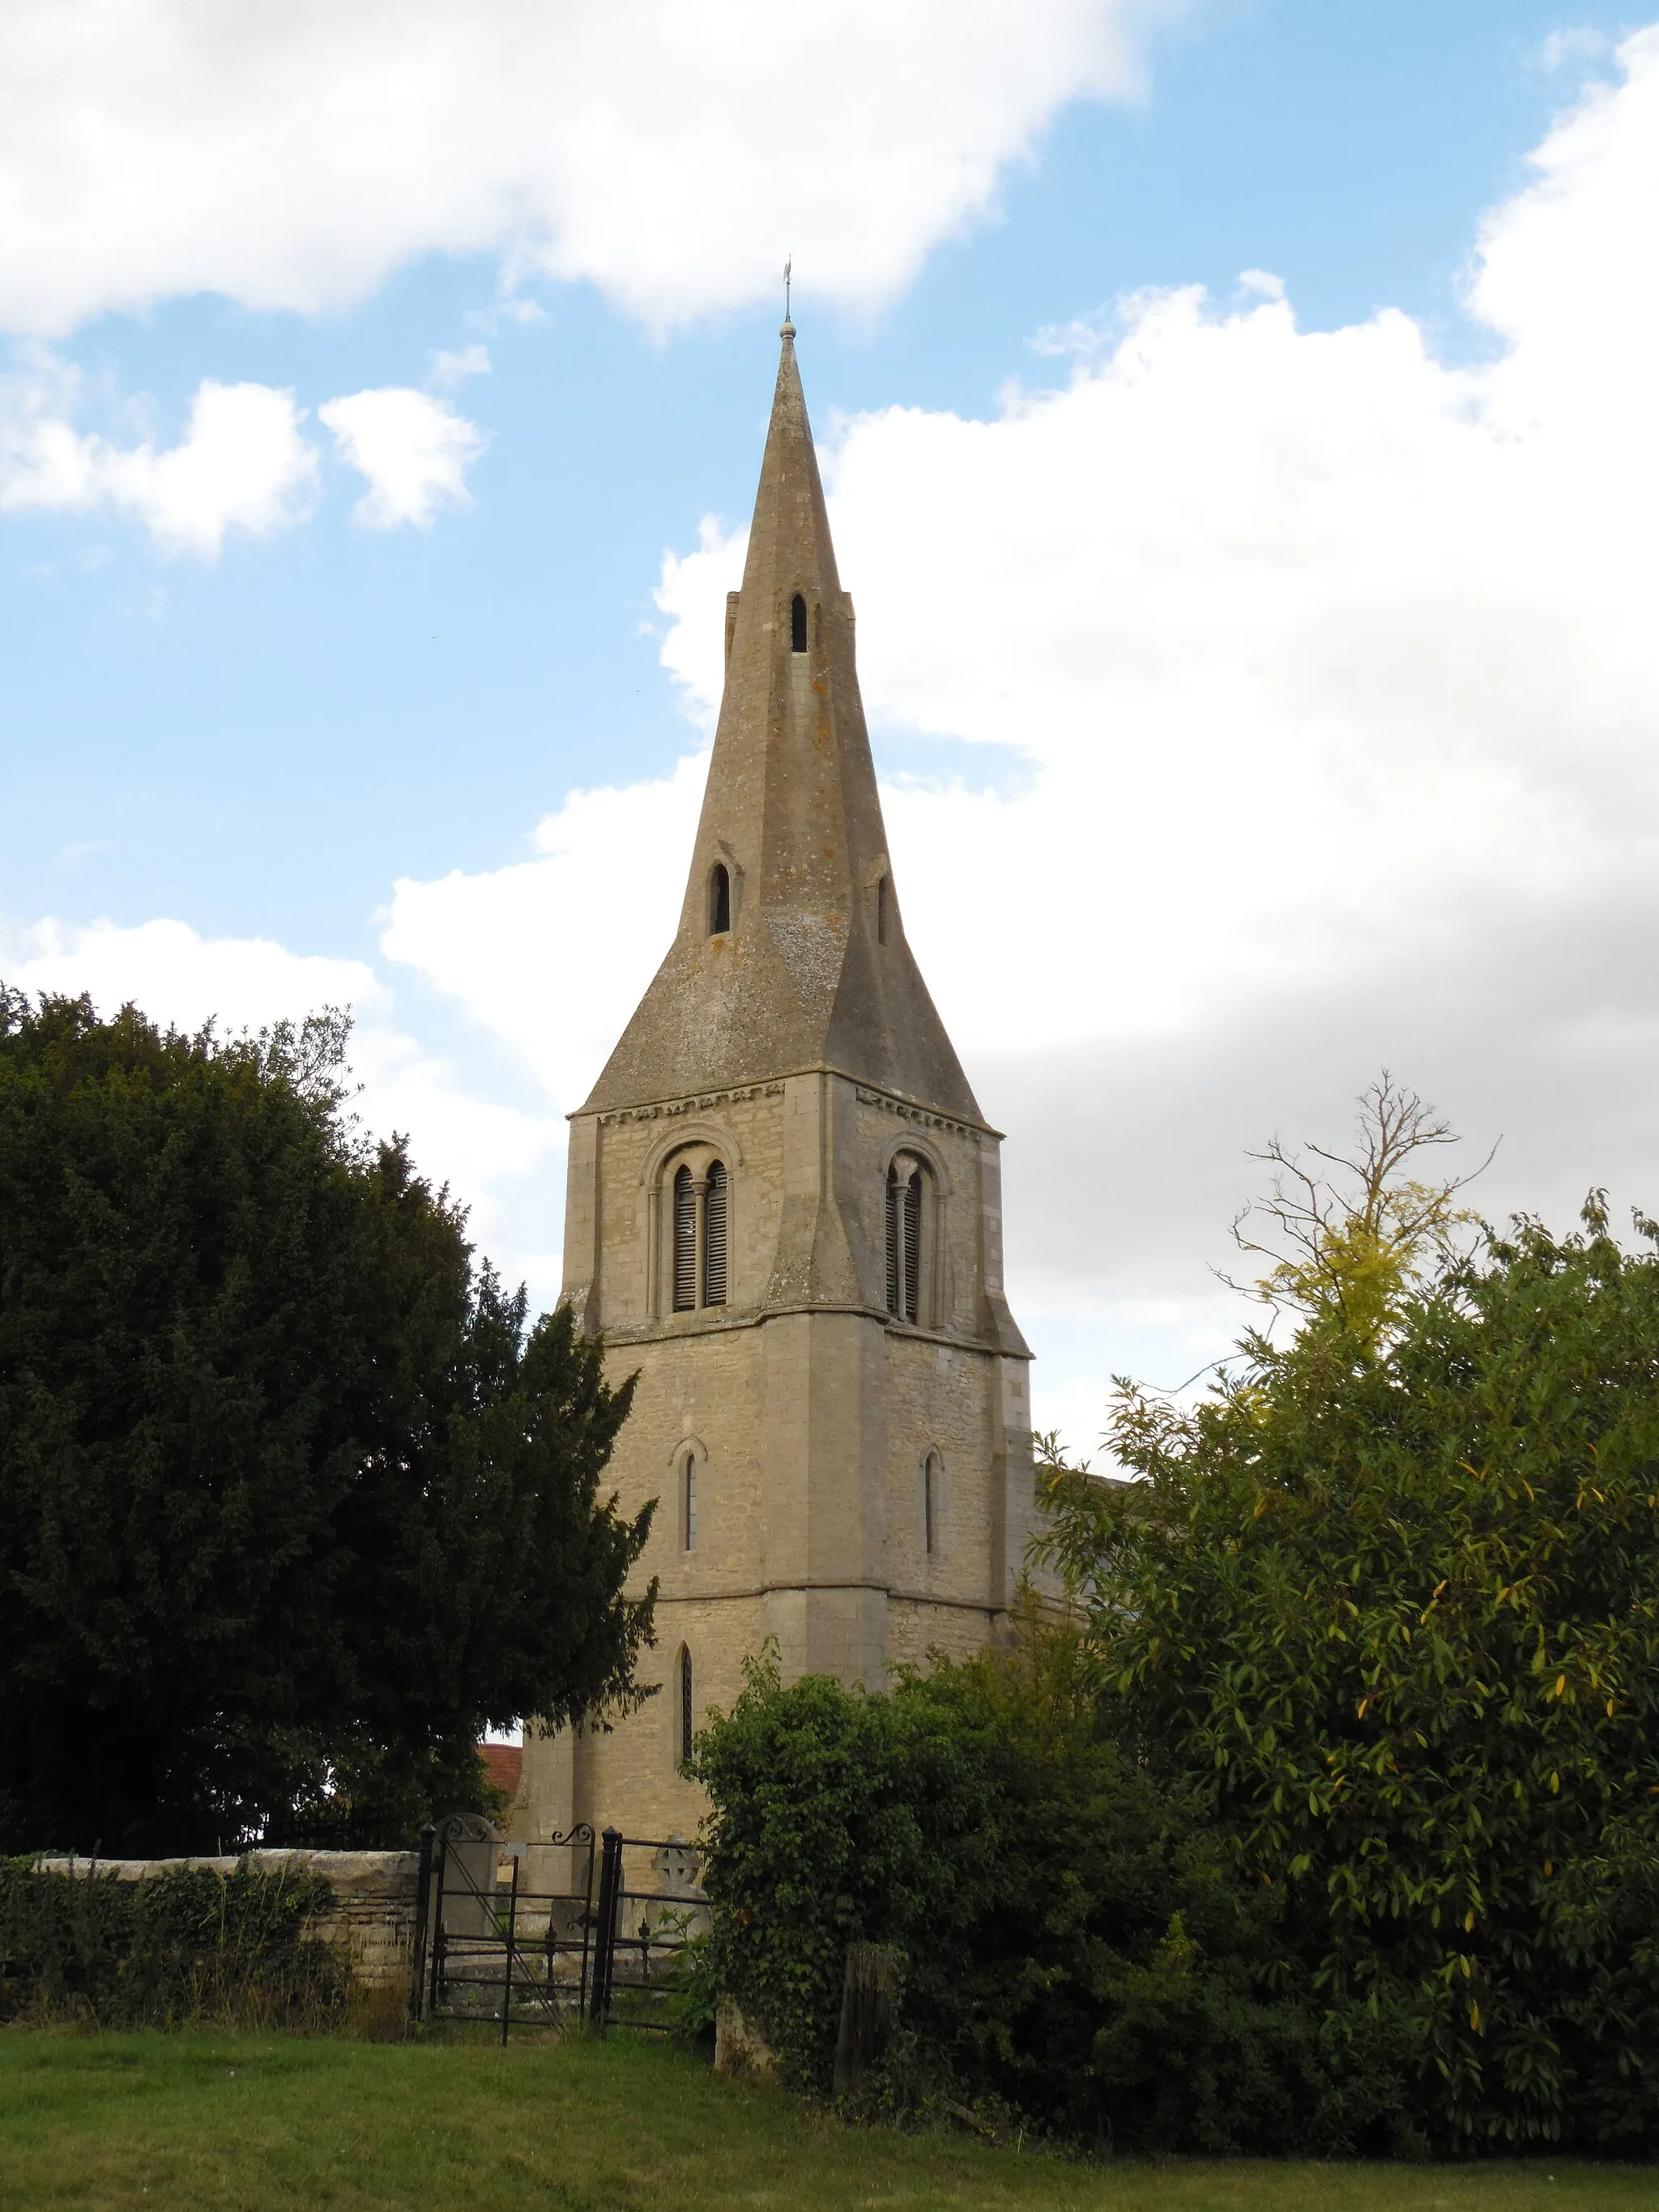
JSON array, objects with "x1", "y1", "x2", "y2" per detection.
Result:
[
  {"x1": 0, "y1": 360, "x2": 318, "y2": 556},
  {"x1": 319, "y1": 388, "x2": 485, "y2": 529},
  {"x1": 377, "y1": 29, "x2": 1659, "y2": 1434},
  {"x1": 1, "y1": 915, "x2": 564, "y2": 1306},
  {"x1": 381, "y1": 750, "x2": 709, "y2": 1103},
  {"x1": 2, "y1": 915, "x2": 385, "y2": 1037},
  {"x1": 0, "y1": 0, "x2": 1152, "y2": 336},
  {"x1": 430, "y1": 343, "x2": 492, "y2": 390},
  {"x1": 1538, "y1": 28, "x2": 1613, "y2": 73}
]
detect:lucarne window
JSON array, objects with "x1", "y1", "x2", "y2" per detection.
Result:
[
  {"x1": 709, "y1": 863, "x2": 731, "y2": 935},
  {"x1": 885, "y1": 1159, "x2": 924, "y2": 1323},
  {"x1": 671, "y1": 1157, "x2": 729, "y2": 1314},
  {"x1": 791, "y1": 592, "x2": 808, "y2": 653}
]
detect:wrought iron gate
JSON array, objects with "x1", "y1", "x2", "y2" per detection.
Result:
[
  {"x1": 588, "y1": 1828, "x2": 706, "y2": 2034},
  {"x1": 412, "y1": 1818, "x2": 706, "y2": 2039}
]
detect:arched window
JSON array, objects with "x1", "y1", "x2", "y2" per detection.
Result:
[
  {"x1": 668, "y1": 1154, "x2": 729, "y2": 1314},
  {"x1": 672, "y1": 1165, "x2": 697, "y2": 1311},
  {"x1": 923, "y1": 1451, "x2": 941, "y2": 1556},
  {"x1": 709, "y1": 863, "x2": 731, "y2": 935},
  {"x1": 790, "y1": 592, "x2": 808, "y2": 653},
  {"x1": 683, "y1": 1454, "x2": 698, "y2": 1551},
  {"x1": 703, "y1": 1161, "x2": 727, "y2": 1306},
  {"x1": 885, "y1": 1157, "x2": 925, "y2": 1324},
  {"x1": 679, "y1": 1646, "x2": 694, "y2": 1767}
]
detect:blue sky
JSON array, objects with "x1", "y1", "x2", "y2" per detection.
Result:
[{"x1": 4, "y1": 2, "x2": 1658, "y2": 1447}]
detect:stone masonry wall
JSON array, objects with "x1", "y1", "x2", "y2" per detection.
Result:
[{"x1": 34, "y1": 1850, "x2": 421, "y2": 1991}]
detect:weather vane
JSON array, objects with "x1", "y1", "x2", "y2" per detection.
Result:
[{"x1": 783, "y1": 257, "x2": 793, "y2": 326}]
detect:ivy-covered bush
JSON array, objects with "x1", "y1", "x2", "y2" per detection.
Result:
[
  {"x1": 691, "y1": 1652, "x2": 1002, "y2": 2090},
  {"x1": 0, "y1": 1858, "x2": 347, "y2": 2027}
]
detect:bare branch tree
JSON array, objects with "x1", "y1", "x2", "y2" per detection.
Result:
[{"x1": 1219, "y1": 1072, "x2": 1496, "y2": 1336}]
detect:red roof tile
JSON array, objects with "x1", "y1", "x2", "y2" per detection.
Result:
[{"x1": 480, "y1": 1743, "x2": 522, "y2": 1799}]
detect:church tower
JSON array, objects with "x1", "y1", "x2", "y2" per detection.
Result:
[{"x1": 520, "y1": 323, "x2": 1034, "y2": 1845}]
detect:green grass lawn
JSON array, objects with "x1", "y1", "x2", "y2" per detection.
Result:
[{"x1": 0, "y1": 2027, "x2": 1648, "y2": 2212}]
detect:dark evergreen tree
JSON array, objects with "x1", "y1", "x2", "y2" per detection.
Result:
[{"x1": 0, "y1": 989, "x2": 654, "y2": 1853}]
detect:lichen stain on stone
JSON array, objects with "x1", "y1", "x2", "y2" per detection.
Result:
[{"x1": 767, "y1": 911, "x2": 842, "y2": 1004}]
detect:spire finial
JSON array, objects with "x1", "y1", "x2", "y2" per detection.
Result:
[{"x1": 782, "y1": 256, "x2": 794, "y2": 339}]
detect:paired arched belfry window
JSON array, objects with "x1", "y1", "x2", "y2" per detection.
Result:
[
  {"x1": 709, "y1": 863, "x2": 731, "y2": 936},
  {"x1": 790, "y1": 592, "x2": 808, "y2": 653},
  {"x1": 885, "y1": 1156, "x2": 927, "y2": 1323},
  {"x1": 672, "y1": 1161, "x2": 728, "y2": 1312}
]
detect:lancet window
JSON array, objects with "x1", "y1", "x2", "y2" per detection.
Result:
[
  {"x1": 683, "y1": 1452, "x2": 698, "y2": 1552},
  {"x1": 923, "y1": 1450, "x2": 941, "y2": 1556},
  {"x1": 679, "y1": 1646, "x2": 694, "y2": 1768},
  {"x1": 885, "y1": 1155, "x2": 928, "y2": 1324},
  {"x1": 790, "y1": 592, "x2": 808, "y2": 652},
  {"x1": 668, "y1": 1152, "x2": 730, "y2": 1314},
  {"x1": 709, "y1": 863, "x2": 731, "y2": 935}
]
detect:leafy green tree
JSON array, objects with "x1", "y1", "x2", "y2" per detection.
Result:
[
  {"x1": 694, "y1": 1620, "x2": 1415, "y2": 2152},
  {"x1": 1041, "y1": 1081, "x2": 1659, "y2": 2151},
  {"x1": 701, "y1": 1080, "x2": 1659, "y2": 2154},
  {"x1": 0, "y1": 989, "x2": 654, "y2": 1854}
]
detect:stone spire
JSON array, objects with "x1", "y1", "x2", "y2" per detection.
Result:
[{"x1": 582, "y1": 326, "x2": 983, "y2": 1123}]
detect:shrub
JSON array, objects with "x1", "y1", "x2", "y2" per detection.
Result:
[
  {"x1": 0, "y1": 1856, "x2": 347, "y2": 2028},
  {"x1": 691, "y1": 1650, "x2": 1004, "y2": 2090},
  {"x1": 694, "y1": 1626, "x2": 1427, "y2": 2154}
]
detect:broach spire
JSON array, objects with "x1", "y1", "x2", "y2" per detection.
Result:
[
  {"x1": 583, "y1": 324, "x2": 982, "y2": 1123},
  {"x1": 533, "y1": 319, "x2": 1036, "y2": 1860}
]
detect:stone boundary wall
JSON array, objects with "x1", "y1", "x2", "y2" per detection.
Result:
[{"x1": 33, "y1": 1850, "x2": 421, "y2": 1992}]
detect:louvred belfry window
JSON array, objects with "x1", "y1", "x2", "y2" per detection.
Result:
[
  {"x1": 885, "y1": 1158, "x2": 925, "y2": 1324},
  {"x1": 703, "y1": 1161, "x2": 727, "y2": 1307},
  {"x1": 672, "y1": 1166, "x2": 697, "y2": 1311},
  {"x1": 903, "y1": 1171, "x2": 922, "y2": 1323}
]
